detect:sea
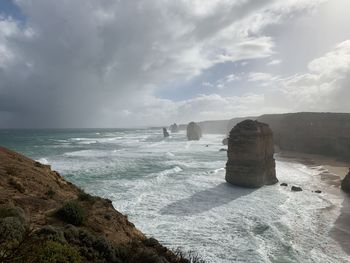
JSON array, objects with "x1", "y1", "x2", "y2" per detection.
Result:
[{"x1": 0, "y1": 128, "x2": 349, "y2": 263}]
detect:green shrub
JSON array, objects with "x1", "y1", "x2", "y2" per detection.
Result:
[
  {"x1": 77, "y1": 191, "x2": 96, "y2": 202},
  {"x1": 36, "y1": 226, "x2": 66, "y2": 243},
  {"x1": 129, "y1": 248, "x2": 166, "y2": 263},
  {"x1": 0, "y1": 206, "x2": 27, "y2": 243},
  {"x1": 55, "y1": 202, "x2": 85, "y2": 226},
  {"x1": 35, "y1": 241, "x2": 81, "y2": 263}
]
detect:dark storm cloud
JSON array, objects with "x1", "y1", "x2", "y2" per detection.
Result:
[{"x1": 1, "y1": 0, "x2": 349, "y2": 127}]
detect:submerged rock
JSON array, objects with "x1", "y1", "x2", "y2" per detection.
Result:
[
  {"x1": 186, "y1": 122, "x2": 202, "y2": 141},
  {"x1": 163, "y1": 128, "x2": 169, "y2": 138},
  {"x1": 341, "y1": 168, "x2": 350, "y2": 193},
  {"x1": 291, "y1": 186, "x2": 302, "y2": 192},
  {"x1": 169, "y1": 123, "x2": 179, "y2": 133},
  {"x1": 225, "y1": 120, "x2": 278, "y2": 188}
]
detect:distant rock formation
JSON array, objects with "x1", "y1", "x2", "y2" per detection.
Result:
[
  {"x1": 225, "y1": 120, "x2": 278, "y2": 188},
  {"x1": 222, "y1": 138, "x2": 228, "y2": 145},
  {"x1": 163, "y1": 128, "x2": 169, "y2": 137},
  {"x1": 341, "y1": 169, "x2": 350, "y2": 193},
  {"x1": 170, "y1": 123, "x2": 179, "y2": 133},
  {"x1": 186, "y1": 122, "x2": 202, "y2": 141}
]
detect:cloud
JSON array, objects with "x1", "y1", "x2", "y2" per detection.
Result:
[
  {"x1": 0, "y1": 0, "x2": 339, "y2": 127},
  {"x1": 267, "y1": 59, "x2": 281, "y2": 66},
  {"x1": 265, "y1": 40, "x2": 350, "y2": 112}
]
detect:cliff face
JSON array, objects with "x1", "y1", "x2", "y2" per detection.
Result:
[
  {"x1": 257, "y1": 113, "x2": 350, "y2": 161},
  {"x1": 225, "y1": 120, "x2": 278, "y2": 188},
  {"x1": 186, "y1": 122, "x2": 202, "y2": 141},
  {"x1": 0, "y1": 146, "x2": 189, "y2": 263}
]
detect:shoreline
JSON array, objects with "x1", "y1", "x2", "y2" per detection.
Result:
[{"x1": 277, "y1": 150, "x2": 350, "y2": 255}]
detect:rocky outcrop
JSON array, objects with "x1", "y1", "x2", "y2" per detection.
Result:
[
  {"x1": 225, "y1": 120, "x2": 278, "y2": 188},
  {"x1": 341, "y1": 169, "x2": 350, "y2": 193},
  {"x1": 169, "y1": 123, "x2": 179, "y2": 133},
  {"x1": 0, "y1": 146, "x2": 193, "y2": 263},
  {"x1": 163, "y1": 128, "x2": 169, "y2": 137},
  {"x1": 186, "y1": 122, "x2": 202, "y2": 141},
  {"x1": 222, "y1": 138, "x2": 228, "y2": 145},
  {"x1": 291, "y1": 186, "x2": 302, "y2": 192}
]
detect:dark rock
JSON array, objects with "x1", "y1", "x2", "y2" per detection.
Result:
[
  {"x1": 144, "y1": 237, "x2": 160, "y2": 247},
  {"x1": 314, "y1": 190, "x2": 322, "y2": 193},
  {"x1": 280, "y1": 183, "x2": 288, "y2": 186},
  {"x1": 162, "y1": 128, "x2": 169, "y2": 138},
  {"x1": 219, "y1": 148, "x2": 227, "y2": 152},
  {"x1": 186, "y1": 122, "x2": 202, "y2": 141},
  {"x1": 222, "y1": 138, "x2": 228, "y2": 145},
  {"x1": 341, "y1": 168, "x2": 350, "y2": 193},
  {"x1": 225, "y1": 120, "x2": 278, "y2": 188},
  {"x1": 291, "y1": 186, "x2": 303, "y2": 192},
  {"x1": 169, "y1": 123, "x2": 179, "y2": 133}
]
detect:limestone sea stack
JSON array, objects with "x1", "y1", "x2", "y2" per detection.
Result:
[
  {"x1": 225, "y1": 120, "x2": 278, "y2": 188},
  {"x1": 341, "y1": 168, "x2": 350, "y2": 193},
  {"x1": 170, "y1": 123, "x2": 179, "y2": 133},
  {"x1": 163, "y1": 127, "x2": 170, "y2": 137},
  {"x1": 187, "y1": 122, "x2": 202, "y2": 140}
]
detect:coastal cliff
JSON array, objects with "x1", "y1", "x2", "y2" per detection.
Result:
[
  {"x1": 257, "y1": 113, "x2": 350, "y2": 161},
  {"x1": 225, "y1": 120, "x2": 277, "y2": 188},
  {"x1": 0, "y1": 146, "x2": 195, "y2": 263}
]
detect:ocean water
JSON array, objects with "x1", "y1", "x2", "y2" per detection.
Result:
[{"x1": 0, "y1": 128, "x2": 348, "y2": 263}]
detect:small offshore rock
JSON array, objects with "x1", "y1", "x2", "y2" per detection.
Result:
[
  {"x1": 162, "y1": 128, "x2": 169, "y2": 138},
  {"x1": 341, "y1": 168, "x2": 350, "y2": 193},
  {"x1": 222, "y1": 138, "x2": 228, "y2": 145},
  {"x1": 280, "y1": 183, "x2": 288, "y2": 186},
  {"x1": 219, "y1": 148, "x2": 227, "y2": 152},
  {"x1": 314, "y1": 190, "x2": 322, "y2": 193},
  {"x1": 291, "y1": 186, "x2": 302, "y2": 192}
]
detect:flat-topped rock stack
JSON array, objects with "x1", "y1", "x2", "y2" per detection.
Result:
[
  {"x1": 225, "y1": 120, "x2": 278, "y2": 188},
  {"x1": 187, "y1": 122, "x2": 202, "y2": 141}
]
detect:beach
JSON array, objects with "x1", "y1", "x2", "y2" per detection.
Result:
[{"x1": 278, "y1": 151, "x2": 350, "y2": 256}]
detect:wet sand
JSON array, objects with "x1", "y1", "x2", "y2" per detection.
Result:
[{"x1": 277, "y1": 151, "x2": 350, "y2": 255}]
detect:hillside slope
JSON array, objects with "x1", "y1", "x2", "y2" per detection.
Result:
[{"x1": 0, "y1": 146, "x2": 193, "y2": 263}]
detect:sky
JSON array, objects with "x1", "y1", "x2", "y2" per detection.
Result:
[{"x1": 0, "y1": 0, "x2": 350, "y2": 128}]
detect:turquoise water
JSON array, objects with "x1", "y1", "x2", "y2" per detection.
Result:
[{"x1": 0, "y1": 129, "x2": 348, "y2": 263}]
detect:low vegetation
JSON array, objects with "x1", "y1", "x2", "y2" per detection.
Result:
[{"x1": 55, "y1": 201, "x2": 85, "y2": 226}]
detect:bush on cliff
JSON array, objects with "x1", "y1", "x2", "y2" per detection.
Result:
[
  {"x1": 56, "y1": 202, "x2": 85, "y2": 226},
  {"x1": 35, "y1": 240, "x2": 81, "y2": 263}
]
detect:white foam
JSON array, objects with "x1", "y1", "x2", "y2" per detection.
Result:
[
  {"x1": 40, "y1": 129, "x2": 349, "y2": 262},
  {"x1": 36, "y1": 157, "x2": 49, "y2": 165}
]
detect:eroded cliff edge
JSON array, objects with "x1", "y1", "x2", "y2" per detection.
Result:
[{"x1": 0, "y1": 146, "x2": 194, "y2": 263}]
